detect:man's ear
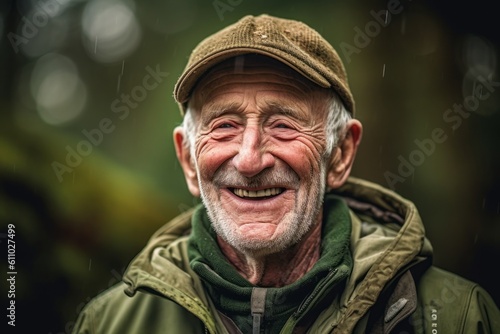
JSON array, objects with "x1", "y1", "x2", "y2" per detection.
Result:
[
  {"x1": 327, "y1": 119, "x2": 363, "y2": 189},
  {"x1": 173, "y1": 126, "x2": 200, "y2": 197}
]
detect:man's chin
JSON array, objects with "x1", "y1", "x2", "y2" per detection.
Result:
[
  {"x1": 228, "y1": 239, "x2": 288, "y2": 256},
  {"x1": 216, "y1": 225, "x2": 298, "y2": 256}
]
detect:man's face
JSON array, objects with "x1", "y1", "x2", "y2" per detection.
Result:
[{"x1": 187, "y1": 57, "x2": 333, "y2": 255}]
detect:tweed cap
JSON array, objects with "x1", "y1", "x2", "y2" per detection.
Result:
[{"x1": 174, "y1": 14, "x2": 354, "y2": 115}]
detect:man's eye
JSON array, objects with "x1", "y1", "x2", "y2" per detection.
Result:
[
  {"x1": 218, "y1": 123, "x2": 233, "y2": 129},
  {"x1": 275, "y1": 123, "x2": 289, "y2": 129}
]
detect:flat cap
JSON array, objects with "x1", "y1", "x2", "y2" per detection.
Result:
[{"x1": 174, "y1": 14, "x2": 354, "y2": 115}]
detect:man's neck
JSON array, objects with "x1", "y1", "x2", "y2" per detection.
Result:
[{"x1": 217, "y1": 222, "x2": 322, "y2": 287}]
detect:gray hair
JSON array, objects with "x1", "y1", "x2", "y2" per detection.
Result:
[
  {"x1": 181, "y1": 92, "x2": 351, "y2": 159},
  {"x1": 323, "y1": 93, "x2": 352, "y2": 155}
]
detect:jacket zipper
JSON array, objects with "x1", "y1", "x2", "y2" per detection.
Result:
[{"x1": 251, "y1": 287, "x2": 267, "y2": 334}]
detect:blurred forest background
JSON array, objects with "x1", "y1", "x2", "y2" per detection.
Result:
[{"x1": 1, "y1": 0, "x2": 499, "y2": 332}]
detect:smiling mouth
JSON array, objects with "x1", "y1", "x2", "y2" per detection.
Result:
[{"x1": 230, "y1": 187, "x2": 285, "y2": 199}]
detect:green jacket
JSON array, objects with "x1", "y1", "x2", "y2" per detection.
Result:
[{"x1": 73, "y1": 178, "x2": 500, "y2": 333}]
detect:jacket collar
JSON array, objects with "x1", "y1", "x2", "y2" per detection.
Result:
[{"x1": 332, "y1": 177, "x2": 430, "y2": 333}]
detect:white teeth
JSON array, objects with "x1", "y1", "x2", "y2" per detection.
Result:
[{"x1": 233, "y1": 188, "x2": 283, "y2": 198}]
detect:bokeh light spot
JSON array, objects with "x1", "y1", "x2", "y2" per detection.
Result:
[
  {"x1": 81, "y1": 0, "x2": 141, "y2": 63},
  {"x1": 30, "y1": 53, "x2": 87, "y2": 125}
]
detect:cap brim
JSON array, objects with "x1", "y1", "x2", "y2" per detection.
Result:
[{"x1": 174, "y1": 47, "x2": 332, "y2": 109}]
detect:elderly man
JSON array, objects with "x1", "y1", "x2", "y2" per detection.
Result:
[{"x1": 73, "y1": 14, "x2": 500, "y2": 333}]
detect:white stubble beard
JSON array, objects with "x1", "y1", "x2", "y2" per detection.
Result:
[{"x1": 197, "y1": 162, "x2": 327, "y2": 256}]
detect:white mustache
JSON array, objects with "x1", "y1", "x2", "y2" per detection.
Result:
[{"x1": 212, "y1": 165, "x2": 299, "y2": 189}]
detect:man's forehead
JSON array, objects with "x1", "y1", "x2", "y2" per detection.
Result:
[{"x1": 186, "y1": 55, "x2": 333, "y2": 124}]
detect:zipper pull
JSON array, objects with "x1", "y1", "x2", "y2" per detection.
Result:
[{"x1": 251, "y1": 287, "x2": 267, "y2": 334}]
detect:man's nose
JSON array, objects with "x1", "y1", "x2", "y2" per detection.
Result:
[{"x1": 232, "y1": 125, "x2": 275, "y2": 177}]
